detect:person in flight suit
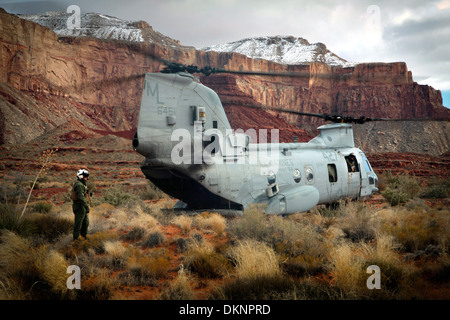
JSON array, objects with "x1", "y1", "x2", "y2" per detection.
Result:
[{"x1": 71, "y1": 169, "x2": 91, "y2": 241}]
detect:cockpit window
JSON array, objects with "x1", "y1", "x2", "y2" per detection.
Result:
[{"x1": 361, "y1": 154, "x2": 373, "y2": 172}]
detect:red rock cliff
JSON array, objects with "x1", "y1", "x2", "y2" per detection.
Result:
[{"x1": 0, "y1": 9, "x2": 449, "y2": 150}]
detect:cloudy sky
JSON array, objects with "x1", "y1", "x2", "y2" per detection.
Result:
[{"x1": 1, "y1": 0, "x2": 449, "y2": 107}]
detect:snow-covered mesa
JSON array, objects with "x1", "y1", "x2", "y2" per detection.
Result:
[
  {"x1": 201, "y1": 36, "x2": 357, "y2": 67},
  {"x1": 21, "y1": 13, "x2": 356, "y2": 67},
  {"x1": 20, "y1": 12, "x2": 146, "y2": 42}
]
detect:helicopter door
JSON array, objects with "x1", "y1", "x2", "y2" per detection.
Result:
[{"x1": 344, "y1": 154, "x2": 361, "y2": 199}]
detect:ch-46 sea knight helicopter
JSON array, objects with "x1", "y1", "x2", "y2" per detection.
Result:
[{"x1": 131, "y1": 60, "x2": 386, "y2": 215}]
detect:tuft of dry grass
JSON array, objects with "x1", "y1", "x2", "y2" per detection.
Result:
[
  {"x1": 195, "y1": 212, "x2": 227, "y2": 236},
  {"x1": 328, "y1": 243, "x2": 364, "y2": 295},
  {"x1": 104, "y1": 240, "x2": 129, "y2": 270},
  {"x1": 158, "y1": 266, "x2": 195, "y2": 300},
  {"x1": 230, "y1": 239, "x2": 281, "y2": 279},
  {"x1": 0, "y1": 230, "x2": 75, "y2": 299},
  {"x1": 38, "y1": 250, "x2": 70, "y2": 295},
  {"x1": 172, "y1": 215, "x2": 192, "y2": 235},
  {"x1": 229, "y1": 204, "x2": 272, "y2": 241},
  {"x1": 126, "y1": 205, "x2": 159, "y2": 230},
  {"x1": 336, "y1": 201, "x2": 376, "y2": 242},
  {"x1": 184, "y1": 240, "x2": 231, "y2": 278},
  {"x1": 125, "y1": 251, "x2": 170, "y2": 285},
  {"x1": 79, "y1": 269, "x2": 116, "y2": 300}
]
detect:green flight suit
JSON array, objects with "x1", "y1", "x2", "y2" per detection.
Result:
[{"x1": 72, "y1": 179, "x2": 90, "y2": 240}]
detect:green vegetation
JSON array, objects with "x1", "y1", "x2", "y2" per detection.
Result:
[{"x1": 381, "y1": 172, "x2": 421, "y2": 205}]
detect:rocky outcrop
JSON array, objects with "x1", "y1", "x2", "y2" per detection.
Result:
[{"x1": 0, "y1": 9, "x2": 449, "y2": 155}]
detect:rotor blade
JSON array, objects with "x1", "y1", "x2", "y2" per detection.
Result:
[
  {"x1": 61, "y1": 73, "x2": 147, "y2": 93},
  {"x1": 236, "y1": 103, "x2": 449, "y2": 123}
]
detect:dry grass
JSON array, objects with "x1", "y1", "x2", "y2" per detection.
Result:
[
  {"x1": 125, "y1": 250, "x2": 171, "y2": 285},
  {"x1": 1, "y1": 177, "x2": 448, "y2": 300},
  {"x1": 39, "y1": 250, "x2": 70, "y2": 295},
  {"x1": 184, "y1": 239, "x2": 232, "y2": 278},
  {"x1": 195, "y1": 212, "x2": 227, "y2": 236},
  {"x1": 380, "y1": 205, "x2": 449, "y2": 252},
  {"x1": 336, "y1": 201, "x2": 376, "y2": 242},
  {"x1": 230, "y1": 239, "x2": 281, "y2": 279},
  {"x1": 0, "y1": 230, "x2": 74, "y2": 299},
  {"x1": 230, "y1": 204, "x2": 273, "y2": 240},
  {"x1": 172, "y1": 215, "x2": 192, "y2": 235},
  {"x1": 80, "y1": 268, "x2": 116, "y2": 300},
  {"x1": 328, "y1": 243, "x2": 365, "y2": 295},
  {"x1": 158, "y1": 266, "x2": 195, "y2": 300}
]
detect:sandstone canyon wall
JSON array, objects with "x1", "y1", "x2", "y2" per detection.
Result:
[{"x1": 0, "y1": 9, "x2": 449, "y2": 155}]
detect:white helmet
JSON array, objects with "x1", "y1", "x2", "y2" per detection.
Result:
[{"x1": 77, "y1": 169, "x2": 90, "y2": 180}]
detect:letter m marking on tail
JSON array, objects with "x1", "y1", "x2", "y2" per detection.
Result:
[{"x1": 145, "y1": 81, "x2": 164, "y2": 104}]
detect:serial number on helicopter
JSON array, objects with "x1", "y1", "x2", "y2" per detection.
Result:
[{"x1": 157, "y1": 106, "x2": 175, "y2": 115}]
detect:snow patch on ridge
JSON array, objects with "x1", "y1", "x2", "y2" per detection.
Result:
[{"x1": 201, "y1": 36, "x2": 357, "y2": 67}]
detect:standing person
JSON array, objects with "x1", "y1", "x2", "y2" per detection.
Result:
[{"x1": 71, "y1": 169, "x2": 91, "y2": 241}]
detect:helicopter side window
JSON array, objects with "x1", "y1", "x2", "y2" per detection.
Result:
[
  {"x1": 345, "y1": 155, "x2": 359, "y2": 172},
  {"x1": 328, "y1": 164, "x2": 337, "y2": 183}
]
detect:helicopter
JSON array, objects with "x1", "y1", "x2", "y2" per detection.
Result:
[{"x1": 131, "y1": 62, "x2": 384, "y2": 215}]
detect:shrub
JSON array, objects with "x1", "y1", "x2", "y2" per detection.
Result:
[
  {"x1": 0, "y1": 211, "x2": 36, "y2": 237},
  {"x1": 185, "y1": 241, "x2": 232, "y2": 278},
  {"x1": 281, "y1": 254, "x2": 325, "y2": 277},
  {"x1": 230, "y1": 239, "x2": 281, "y2": 279},
  {"x1": 32, "y1": 202, "x2": 53, "y2": 214},
  {"x1": 381, "y1": 208, "x2": 449, "y2": 252},
  {"x1": 127, "y1": 206, "x2": 159, "y2": 229},
  {"x1": 229, "y1": 205, "x2": 272, "y2": 241},
  {"x1": 337, "y1": 201, "x2": 376, "y2": 242},
  {"x1": 138, "y1": 181, "x2": 165, "y2": 200},
  {"x1": 382, "y1": 188, "x2": 410, "y2": 206},
  {"x1": 270, "y1": 216, "x2": 330, "y2": 276},
  {"x1": 70, "y1": 231, "x2": 117, "y2": 255},
  {"x1": 126, "y1": 254, "x2": 170, "y2": 285},
  {"x1": 0, "y1": 277, "x2": 28, "y2": 300},
  {"x1": 100, "y1": 186, "x2": 141, "y2": 207},
  {"x1": 381, "y1": 173, "x2": 421, "y2": 205},
  {"x1": 360, "y1": 234, "x2": 409, "y2": 296},
  {"x1": 0, "y1": 231, "x2": 74, "y2": 299},
  {"x1": 421, "y1": 178, "x2": 450, "y2": 199},
  {"x1": 195, "y1": 212, "x2": 227, "y2": 236},
  {"x1": 143, "y1": 230, "x2": 166, "y2": 248},
  {"x1": 103, "y1": 240, "x2": 129, "y2": 270},
  {"x1": 78, "y1": 269, "x2": 116, "y2": 300},
  {"x1": 172, "y1": 215, "x2": 192, "y2": 235},
  {"x1": 328, "y1": 243, "x2": 364, "y2": 294},
  {"x1": 158, "y1": 267, "x2": 195, "y2": 300},
  {"x1": 29, "y1": 214, "x2": 73, "y2": 242},
  {"x1": 121, "y1": 227, "x2": 146, "y2": 241},
  {"x1": 38, "y1": 250, "x2": 71, "y2": 296},
  {"x1": 363, "y1": 259, "x2": 404, "y2": 294}
]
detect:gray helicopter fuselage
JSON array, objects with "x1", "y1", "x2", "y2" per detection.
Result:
[{"x1": 133, "y1": 72, "x2": 378, "y2": 214}]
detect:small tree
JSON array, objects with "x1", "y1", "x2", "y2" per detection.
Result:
[{"x1": 20, "y1": 148, "x2": 58, "y2": 218}]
